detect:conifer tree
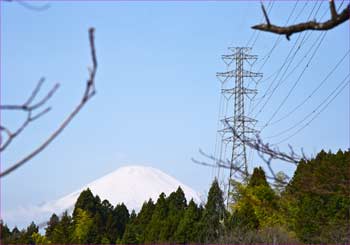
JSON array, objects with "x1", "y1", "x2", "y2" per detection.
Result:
[
  {"x1": 229, "y1": 167, "x2": 278, "y2": 231},
  {"x1": 71, "y1": 208, "x2": 93, "y2": 244},
  {"x1": 73, "y1": 188, "x2": 97, "y2": 217},
  {"x1": 52, "y1": 211, "x2": 73, "y2": 244},
  {"x1": 145, "y1": 193, "x2": 168, "y2": 243},
  {"x1": 21, "y1": 221, "x2": 39, "y2": 244},
  {"x1": 113, "y1": 203, "x2": 130, "y2": 241},
  {"x1": 200, "y1": 178, "x2": 225, "y2": 243},
  {"x1": 45, "y1": 213, "x2": 59, "y2": 242},
  {"x1": 122, "y1": 199, "x2": 155, "y2": 244},
  {"x1": 174, "y1": 199, "x2": 202, "y2": 243},
  {"x1": 0, "y1": 221, "x2": 11, "y2": 244},
  {"x1": 285, "y1": 150, "x2": 350, "y2": 243},
  {"x1": 159, "y1": 187, "x2": 187, "y2": 242}
]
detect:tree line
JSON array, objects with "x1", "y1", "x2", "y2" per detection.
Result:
[{"x1": 1, "y1": 149, "x2": 349, "y2": 244}]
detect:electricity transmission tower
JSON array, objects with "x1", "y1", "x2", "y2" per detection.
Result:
[{"x1": 216, "y1": 47, "x2": 262, "y2": 207}]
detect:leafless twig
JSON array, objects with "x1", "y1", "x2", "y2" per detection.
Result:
[
  {"x1": 252, "y1": 0, "x2": 350, "y2": 40},
  {"x1": 0, "y1": 78, "x2": 58, "y2": 152},
  {"x1": 192, "y1": 150, "x2": 288, "y2": 184},
  {"x1": 0, "y1": 28, "x2": 97, "y2": 178},
  {"x1": 193, "y1": 119, "x2": 307, "y2": 186},
  {"x1": 4, "y1": 0, "x2": 50, "y2": 12}
]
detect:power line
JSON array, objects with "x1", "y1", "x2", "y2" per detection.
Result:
[
  {"x1": 250, "y1": 2, "x2": 324, "y2": 116},
  {"x1": 261, "y1": 32, "x2": 328, "y2": 130},
  {"x1": 256, "y1": 1, "x2": 300, "y2": 72},
  {"x1": 266, "y1": 74, "x2": 350, "y2": 142},
  {"x1": 246, "y1": 2, "x2": 275, "y2": 47},
  {"x1": 252, "y1": 2, "x2": 327, "y2": 120},
  {"x1": 257, "y1": 0, "x2": 346, "y2": 129},
  {"x1": 269, "y1": 50, "x2": 350, "y2": 126}
]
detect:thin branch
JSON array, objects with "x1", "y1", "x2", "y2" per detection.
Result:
[
  {"x1": 0, "y1": 28, "x2": 98, "y2": 178},
  {"x1": 330, "y1": 0, "x2": 337, "y2": 20},
  {"x1": 24, "y1": 77, "x2": 45, "y2": 106},
  {"x1": 0, "y1": 77, "x2": 59, "y2": 152},
  {"x1": 261, "y1": 1, "x2": 271, "y2": 26},
  {"x1": 0, "y1": 107, "x2": 51, "y2": 152},
  {"x1": 192, "y1": 150, "x2": 288, "y2": 185},
  {"x1": 252, "y1": 1, "x2": 350, "y2": 40},
  {"x1": 192, "y1": 118, "x2": 307, "y2": 187},
  {"x1": 0, "y1": 80, "x2": 59, "y2": 111}
]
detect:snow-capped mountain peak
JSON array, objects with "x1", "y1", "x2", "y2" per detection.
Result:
[{"x1": 4, "y1": 165, "x2": 201, "y2": 228}]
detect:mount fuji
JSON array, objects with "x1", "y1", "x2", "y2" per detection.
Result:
[{"x1": 4, "y1": 165, "x2": 202, "y2": 228}]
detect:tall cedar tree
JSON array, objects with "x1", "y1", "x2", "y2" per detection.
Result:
[
  {"x1": 285, "y1": 149, "x2": 350, "y2": 243},
  {"x1": 0, "y1": 221, "x2": 12, "y2": 244},
  {"x1": 159, "y1": 187, "x2": 187, "y2": 242},
  {"x1": 45, "y1": 213, "x2": 59, "y2": 242},
  {"x1": 174, "y1": 198, "x2": 202, "y2": 243},
  {"x1": 200, "y1": 178, "x2": 225, "y2": 243},
  {"x1": 122, "y1": 199, "x2": 155, "y2": 244},
  {"x1": 145, "y1": 192, "x2": 168, "y2": 243}
]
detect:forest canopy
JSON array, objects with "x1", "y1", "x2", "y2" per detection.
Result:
[{"x1": 1, "y1": 149, "x2": 349, "y2": 244}]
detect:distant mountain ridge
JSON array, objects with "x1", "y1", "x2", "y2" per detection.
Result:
[{"x1": 4, "y1": 165, "x2": 202, "y2": 228}]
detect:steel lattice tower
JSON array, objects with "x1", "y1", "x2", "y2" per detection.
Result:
[{"x1": 216, "y1": 47, "x2": 262, "y2": 207}]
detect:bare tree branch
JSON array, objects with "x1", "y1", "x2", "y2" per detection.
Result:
[
  {"x1": 0, "y1": 28, "x2": 98, "y2": 178},
  {"x1": 0, "y1": 107, "x2": 51, "y2": 152},
  {"x1": 261, "y1": 1, "x2": 271, "y2": 27},
  {"x1": 4, "y1": 0, "x2": 50, "y2": 11},
  {"x1": 192, "y1": 118, "x2": 308, "y2": 187},
  {"x1": 252, "y1": 0, "x2": 350, "y2": 40},
  {"x1": 192, "y1": 149, "x2": 289, "y2": 185},
  {"x1": 0, "y1": 79, "x2": 59, "y2": 111},
  {"x1": 0, "y1": 77, "x2": 58, "y2": 152}
]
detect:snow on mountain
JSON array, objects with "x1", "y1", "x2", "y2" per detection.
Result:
[{"x1": 4, "y1": 165, "x2": 202, "y2": 228}]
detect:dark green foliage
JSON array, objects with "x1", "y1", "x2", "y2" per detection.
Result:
[
  {"x1": 174, "y1": 199, "x2": 202, "y2": 243},
  {"x1": 0, "y1": 221, "x2": 12, "y2": 244},
  {"x1": 285, "y1": 149, "x2": 350, "y2": 243},
  {"x1": 45, "y1": 213, "x2": 59, "y2": 241},
  {"x1": 122, "y1": 222, "x2": 138, "y2": 244},
  {"x1": 159, "y1": 187, "x2": 187, "y2": 242},
  {"x1": 22, "y1": 222, "x2": 38, "y2": 244},
  {"x1": 73, "y1": 188, "x2": 97, "y2": 217},
  {"x1": 122, "y1": 199, "x2": 155, "y2": 244},
  {"x1": 113, "y1": 203, "x2": 130, "y2": 241},
  {"x1": 4, "y1": 150, "x2": 348, "y2": 244},
  {"x1": 52, "y1": 211, "x2": 73, "y2": 244},
  {"x1": 145, "y1": 192, "x2": 168, "y2": 243},
  {"x1": 230, "y1": 201, "x2": 259, "y2": 230},
  {"x1": 199, "y1": 178, "x2": 226, "y2": 243},
  {"x1": 4, "y1": 221, "x2": 39, "y2": 244},
  {"x1": 248, "y1": 166, "x2": 269, "y2": 188}
]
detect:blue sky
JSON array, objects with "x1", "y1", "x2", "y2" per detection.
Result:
[{"x1": 1, "y1": 1, "x2": 349, "y2": 228}]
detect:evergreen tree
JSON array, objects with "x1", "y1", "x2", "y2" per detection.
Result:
[
  {"x1": 0, "y1": 221, "x2": 12, "y2": 244},
  {"x1": 145, "y1": 193, "x2": 168, "y2": 243},
  {"x1": 285, "y1": 149, "x2": 350, "y2": 243},
  {"x1": 122, "y1": 199, "x2": 155, "y2": 244},
  {"x1": 9, "y1": 227, "x2": 21, "y2": 244},
  {"x1": 71, "y1": 208, "x2": 94, "y2": 244},
  {"x1": 229, "y1": 167, "x2": 279, "y2": 231},
  {"x1": 200, "y1": 178, "x2": 225, "y2": 243},
  {"x1": 45, "y1": 213, "x2": 59, "y2": 242},
  {"x1": 159, "y1": 187, "x2": 187, "y2": 242},
  {"x1": 174, "y1": 199, "x2": 202, "y2": 243},
  {"x1": 129, "y1": 209, "x2": 137, "y2": 222},
  {"x1": 122, "y1": 223, "x2": 138, "y2": 244},
  {"x1": 51, "y1": 211, "x2": 73, "y2": 244},
  {"x1": 248, "y1": 166, "x2": 269, "y2": 188},
  {"x1": 73, "y1": 188, "x2": 97, "y2": 217},
  {"x1": 31, "y1": 231, "x2": 51, "y2": 244},
  {"x1": 102, "y1": 202, "x2": 130, "y2": 243}
]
